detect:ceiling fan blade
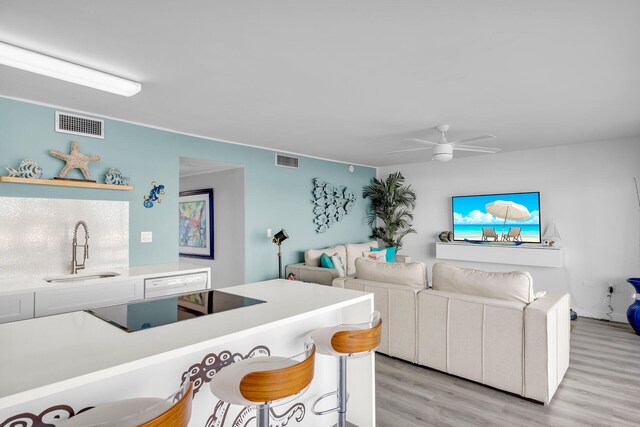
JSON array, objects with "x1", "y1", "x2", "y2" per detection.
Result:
[
  {"x1": 453, "y1": 145, "x2": 501, "y2": 153},
  {"x1": 386, "y1": 147, "x2": 434, "y2": 155},
  {"x1": 405, "y1": 138, "x2": 439, "y2": 146},
  {"x1": 449, "y1": 135, "x2": 496, "y2": 146}
]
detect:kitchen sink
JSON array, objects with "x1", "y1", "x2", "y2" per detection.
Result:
[{"x1": 44, "y1": 272, "x2": 121, "y2": 283}]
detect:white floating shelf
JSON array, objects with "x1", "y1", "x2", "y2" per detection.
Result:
[{"x1": 435, "y1": 242, "x2": 563, "y2": 268}]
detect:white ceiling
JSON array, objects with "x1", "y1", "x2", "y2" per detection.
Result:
[{"x1": 1, "y1": 0, "x2": 639, "y2": 167}]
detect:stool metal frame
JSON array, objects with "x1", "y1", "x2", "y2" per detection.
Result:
[{"x1": 311, "y1": 312, "x2": 382, "y2": 427}]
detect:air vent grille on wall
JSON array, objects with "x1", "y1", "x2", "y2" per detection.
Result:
[
  {"x1": 275, "y1": 154, "x2": 299, "y2": 168},
  {"x1": 55, "y1": 111, "x2": 104, "y2": 139}
]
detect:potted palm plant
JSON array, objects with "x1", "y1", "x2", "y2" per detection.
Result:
[{"x1": 362, "y1": 172, "x2": 417, "y2": 250}]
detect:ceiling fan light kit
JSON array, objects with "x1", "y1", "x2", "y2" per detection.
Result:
[
  {"x1": 387, "y1": 124, "x2": 500, "y2": 162},
  {"x1": 0, "y1": 41, "x2": 141, "y2": 97},
  {"x1": 432, "y1": 143, "x2": 453, "y2": 162}
]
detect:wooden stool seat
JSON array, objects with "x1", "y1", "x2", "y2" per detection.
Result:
[
  {"x1": 58, "y1": 382, "x2": 193, "y2": 427},
  {"x1": 210, "y1": 342, "x2": 315, "y2": 427},
  {"x1": 209, "y1": 356, "x2": 298, "y2": 406},
  {"x1": 310, "y1": 313, "x2": 382, "y2": 357}
]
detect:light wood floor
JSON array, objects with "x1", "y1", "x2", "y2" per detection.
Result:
[{"x1": 375, "y1": 318, "x2": 640, "y2": 426}]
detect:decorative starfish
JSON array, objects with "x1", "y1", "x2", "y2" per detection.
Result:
[{"x1": 50, "y1": 141, "x2": 101, "y2": 180}]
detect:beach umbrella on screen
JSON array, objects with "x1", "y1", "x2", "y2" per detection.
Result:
[{"x1": 485, "y1": 200, "x2": 531, "y2": 239}]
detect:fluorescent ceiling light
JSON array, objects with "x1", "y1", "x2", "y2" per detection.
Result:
[{"x1": 0, "y1": 41, "x2": 141, "y2": 97}]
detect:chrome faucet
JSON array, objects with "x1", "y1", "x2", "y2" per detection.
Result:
[{"x1": 71, "y1": 221, "x2": 89, "y2": 274}]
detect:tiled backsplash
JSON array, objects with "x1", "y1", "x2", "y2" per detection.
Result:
[{"x1": 0, "y1": 197, "x2": 129, "y2": 280}]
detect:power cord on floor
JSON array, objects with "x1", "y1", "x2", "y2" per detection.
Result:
[{"x1": 605, "y1": 286, "x2": 614, "y2": 321}]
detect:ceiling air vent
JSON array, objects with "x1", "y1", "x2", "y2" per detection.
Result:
[
  {"x1": 55, "y1": 111, "x2": 104, "y2": 139},
  {"x1": 275, "y1": 153, "x2": 299, "y2": 169}
]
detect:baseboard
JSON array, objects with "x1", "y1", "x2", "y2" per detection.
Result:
[{"x1": 573, "y1": 307, "x2": 628, "y2": 323}]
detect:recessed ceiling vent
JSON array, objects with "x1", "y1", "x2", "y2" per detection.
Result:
[
  {"x1": 55, "y1": 111, "x2": 104, "y2": 139},
  {"x1": 275, "y1": 153, "x2": 299, "y2": 169}
]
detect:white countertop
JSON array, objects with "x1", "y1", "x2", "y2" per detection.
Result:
[
  {"x1": 0, "y1": 280, "x2": 371, "y2": 409},
  {"x1": 0, "y1": 262, "x2": 209, "y2": 297}
]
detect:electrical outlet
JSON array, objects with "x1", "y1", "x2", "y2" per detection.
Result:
[{"x1": 141, "y1": 231, "x2": 153, "y2": 243}]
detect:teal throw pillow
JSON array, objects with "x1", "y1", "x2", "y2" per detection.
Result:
[
  {"x1": 371, "y1": 246, "x2": 397, "y2": 262},
  {"x1": 320, "y1": 253, "x2": 335, "y2": 269}
]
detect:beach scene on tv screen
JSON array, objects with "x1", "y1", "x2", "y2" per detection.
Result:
[{"x1": 453, "y1": 192, "x2": 540, "y2": 243}]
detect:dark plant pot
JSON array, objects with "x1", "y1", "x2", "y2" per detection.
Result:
[{"x1": 627, "y1": 278, "x2": 640, "y2": 335}]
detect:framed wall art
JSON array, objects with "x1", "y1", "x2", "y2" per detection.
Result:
[{"x1": 179, "y1": 188, "x2": 214, "y2": 259}]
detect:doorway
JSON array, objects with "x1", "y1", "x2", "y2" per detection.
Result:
[{"x1": 179, "y1": 157, "x2": 245, "y2": 288}]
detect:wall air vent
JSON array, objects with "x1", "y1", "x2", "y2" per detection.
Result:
[
  {"x1": 275, "y1": 153, "x2": 299, "y2": 169},
  {"x1": 55, "y1": 111, "x2": 104, "y2": 139}
]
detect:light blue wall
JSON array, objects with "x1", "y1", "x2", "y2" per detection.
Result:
[{"x1": 0, "y1": 97, "x2": 376, "y2": 282}]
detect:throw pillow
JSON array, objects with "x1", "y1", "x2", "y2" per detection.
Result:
[
  {"x1": 320, "y1": 253, "x2": 335, "y2": 269},
  {"x1": 370, "y1": 246, "x2": 397, "y2": 262},
  {"x1": 363, "y1": 249, "x2": 387, "y2": 263},
  {"x1": 330, "y1": 254, "x2": 346, "y2": 277}
]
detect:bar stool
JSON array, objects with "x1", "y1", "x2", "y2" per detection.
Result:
[
  {"x1": 310, "y1": 311, "x2": 382, "y2": 427},
  {"x1": 210, "y1": 340, "x2": 315, "y2": 427},
  {"x1": 57, "y1": 380, "x2": 193, "y2": 427}
]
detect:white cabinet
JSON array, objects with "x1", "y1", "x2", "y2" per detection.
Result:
[
  {"x1": 435, "y1": 242, "x2": 563, "y2": 268},
  {"x1": 35, "y1": 279, "x2": 144, "y2": 318},
  {"x1": 0, "y1": 292, "x2": 35, "y2": 324},
  {"x1": 144, "y1": 272, "x2": 209, "y2": 299},
  {"x1": 2, "y1": 266, "x2": 209, "y2": 320}
]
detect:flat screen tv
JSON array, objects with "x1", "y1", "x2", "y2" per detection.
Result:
[{"x1": 452, "y1": 192, "x2": 541, "y2": 243}]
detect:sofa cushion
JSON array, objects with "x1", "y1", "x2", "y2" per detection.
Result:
[
  {"x1": 363, "y1": 249, "x2": 387, "y2": 263},
  {"x1": 320, "y1": 253, "x2": 334, "y2": 269},
  {"x1": 305, "y1": 245, "x2": 346, "y2": 267},
  {"x1": 345, "y1": 241, "x2": 378, "y2": 275},
  {"x1": 330, "y1": 254, "x2": 346, "y2": 277},
  {"x1": 355, "y1": 258, "x2": 428, "y2": 287},
  {"x1": 432, "y1": 262, "x2": 534, "y2": 304},
  {"x1": 370, "y1": 246, "x2": 397, "y2": 262}
]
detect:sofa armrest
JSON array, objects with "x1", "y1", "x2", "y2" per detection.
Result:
[
  {"x1": 396, "y1": 255, "x2": 411, "y2": 263},
  {"x1": 524, "y1": 292, "x2": 570, "y2": 403},
  {"x1": 285, "y1": 263, "x2": 339, "y2": 286}
]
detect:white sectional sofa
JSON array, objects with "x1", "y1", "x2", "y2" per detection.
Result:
[
  {"x1": 285, "y1": 240, "x2": 411, "y2": 286},
  {"x1": 333, "y1": 259, "x2": 570, "y2": 404}
]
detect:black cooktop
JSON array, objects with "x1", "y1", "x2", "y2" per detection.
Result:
[{"x1": 86, "y1": 290, "x2": 265, "y2": 333}]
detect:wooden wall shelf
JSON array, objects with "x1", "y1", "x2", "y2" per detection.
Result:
[{"x1": 0, "y1": 176, "x2": 134, "y2": 191}]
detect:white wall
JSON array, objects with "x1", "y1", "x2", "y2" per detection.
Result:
[
  {"x1": 379, "y1": 138, "x2": 640, "y2": 322},
  {"x1": 179, "y1": 168, "x2": 245, "y2": 288}
]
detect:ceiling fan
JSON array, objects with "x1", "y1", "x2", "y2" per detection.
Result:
[{"x1": 387, "y1": 124, "x2": 500, "y2": 162}]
